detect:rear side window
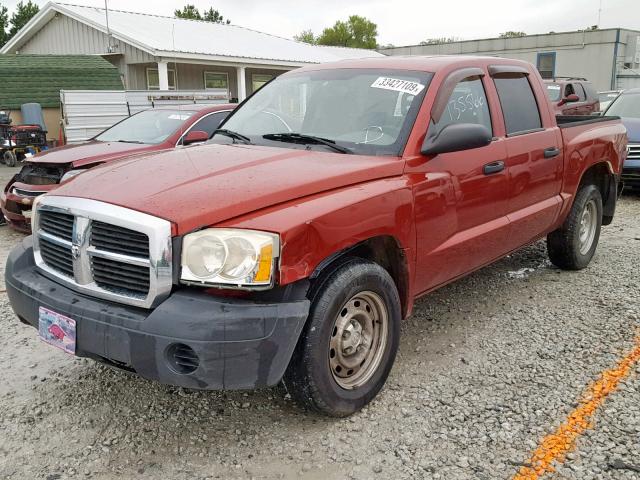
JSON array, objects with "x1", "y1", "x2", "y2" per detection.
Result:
[
  {"x1": 432, "y1": 76, "x2": 493, "y2": 135},
  {"x1": 575, "y1": 84, "x2": 587, "y2": 101},
  {"x1": 493, "y1": 75, "x2": 542, "y2": 135}
]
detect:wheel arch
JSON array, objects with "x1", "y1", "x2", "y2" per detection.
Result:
[
  {"x1": 577, "y1": 161, "x2": 618, "y2": 226},
  {"x1": 309, "y1": 235, "x2": 412, "y2": 319}
]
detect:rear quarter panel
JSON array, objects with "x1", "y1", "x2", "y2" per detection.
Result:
[{"x1": 556, "y1": 119, "x2": 627, "y2": 222}]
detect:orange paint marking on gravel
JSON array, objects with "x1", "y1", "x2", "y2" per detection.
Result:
[{"x1": 513, "y1": 335, "x2": 640, "y2": 480}]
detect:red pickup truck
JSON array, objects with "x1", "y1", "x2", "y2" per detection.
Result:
[
  {"x1": 544, "y1": 78, "x2": 600, "y2": 115},
  {"x1": 6, "y1": 56, "x2": 626, "y2": 417},
  {"x1": 0, "y1": 104, "x2": 234, "y2": 232}
]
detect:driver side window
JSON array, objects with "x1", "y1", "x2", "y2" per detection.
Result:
[{"x1": 433, "y1": 76, "x2": 493, "y2": 135}]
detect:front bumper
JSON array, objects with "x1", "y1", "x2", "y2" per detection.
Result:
[
  {"x1": 1, "y1": 181, "x2": 53, "y2": 233},
  {"x1": 622, "y1": 159, "x2": 640, "y2": 188},
  {"x1": 6, "y1": 237, "x2": 310, "y2": 390}
]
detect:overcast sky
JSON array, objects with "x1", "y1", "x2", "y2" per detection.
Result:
[{"x1": 3, "y1": 0, "x2": 640, "y2": 46}]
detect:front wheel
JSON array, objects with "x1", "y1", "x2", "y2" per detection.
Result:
[
  {"x1": 3, "y1": 151, "x2": 16, "y2": 167},
  {"x1": 547, "y1": 184, "x2": 602, "y2": 270},
  {"x1": 284, "y1": 258, "x2": 401, "y2": 417}
]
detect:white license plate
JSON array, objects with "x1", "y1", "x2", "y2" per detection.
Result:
[
  {"x1": 23, "y1": 210, "x2": 32, "y2": 219},
  {"x1": 38, "y1": 306, "x2": 76, "y2": 354}
]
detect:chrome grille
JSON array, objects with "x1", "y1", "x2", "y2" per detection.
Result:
[
  {"x1": 39, "y1": 210, "x2": 74, "y2": 241},
  {"x1": 628, "y1": 144, "x2": 640, "y2": 160},
  {"x1": 91, "y1": 256, "x2": 150, "y2": 295},
  {"x1": 39, "y1": 236, "x2": 74, "y2": 277},
  {"x1": 91, "y1": 222, "x2": 149, "y2": 258},
  {"x1": 12, "y1": 187, "x2": 48, "y2": 198},
  {"x1": 33, "y1": 196, "x2": 172, "y2": 309}
]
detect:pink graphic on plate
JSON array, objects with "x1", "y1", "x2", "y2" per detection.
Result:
[{"x1": 38, "y1": 306, "x2": 76, "y2": 355}]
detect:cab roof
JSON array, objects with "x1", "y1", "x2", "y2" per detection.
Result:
[{"x1": 289, "y1": 55, "x2": 536, "y2": 74}]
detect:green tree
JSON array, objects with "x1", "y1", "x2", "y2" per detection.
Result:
[
  {"x1": 0, "y1": 2, "x2": 9, "y2": 48},
  {"x1": 294, "y1": 29, "x2": 316, "y2": 44},
  {"x1": 203, "y1": 7, "x2": 230, "y2": 24},
  {"x1": 316, "y1": 15, "x2": 378, "y2": 49},
  {"x1": 8, "y1": 0, "x2": 39, "y2": 38},
  {"x1": 175, "y1": 5, "x2": 230, "y2": 23},
  {"x1": 499, "y1": 31, "x2": 526, "y2": 38},
  {"x1": 175, "y1": 4, "x2": 202, "y2": 20}
]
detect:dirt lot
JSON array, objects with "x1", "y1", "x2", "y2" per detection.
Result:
[{"x1": 1, "y1": 164, "x2": 639, "y2": 480}]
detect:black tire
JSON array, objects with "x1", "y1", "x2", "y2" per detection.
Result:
[
  {"x1": 284, "y1": 258, "x2": 401, "y2": 417},
  {"x1": 3, "y1": 151, "x2": 16, "y2": 167},
  {"x1": 547, "y1": 184, "x2": 603, "y2": 270}
]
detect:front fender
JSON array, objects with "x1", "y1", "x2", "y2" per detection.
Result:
[{"x1": 218, "y1": 177, "x2": 415, "y2": 287}]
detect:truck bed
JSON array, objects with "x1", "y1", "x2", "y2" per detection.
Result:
[{"x1": 556, "y1": 115, "x2": 621, "y2": 128}]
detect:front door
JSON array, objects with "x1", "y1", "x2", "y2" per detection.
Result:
[{"x1": 411, "y1": 73, "x2": 511, "y2": 293}]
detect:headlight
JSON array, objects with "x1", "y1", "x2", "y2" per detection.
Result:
[
  {"x1": 181, "y1": 229, "x2": 279, "y2": 288},
  {"x1": 31, "y1": 194, "x2": 43, "y2": 231},
  {"x1": 60, "y1": 169, "x2": 86, "y2": 183}
]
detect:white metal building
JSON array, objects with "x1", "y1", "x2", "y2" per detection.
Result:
[
  {"x1": 380, "y1": 29, "x2": 640, "y2": 92},
  {"x1": 1, "y1": 2, "x2": 383, "y2": 101}
]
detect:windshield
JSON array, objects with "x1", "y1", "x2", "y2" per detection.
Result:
[
  {"x1": 545, "y1": 83, "x2": 562, "y2": 101},
  {"x1": 604, "y1": 93, "x2": 640, "y2": 119},
  {"x1": 218, "y1": 68, "x2": 433, "y2": 156},
  {"x1": 598, "y1": 92, "x2": 620, "y2": 111},
  {"x1": 96, "y1": 109, "x2": 196, "y2": 144}
]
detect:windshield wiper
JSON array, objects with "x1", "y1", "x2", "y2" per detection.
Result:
[
  {"x1": 116, "y1": 139, "x2": 145, "y2": 144},
  {"x1": 213, "y1": 129, "x2": 252, "y2": 145},
  {"x1": 262, "y1": 133, "x2": 353, "y2": 154}
]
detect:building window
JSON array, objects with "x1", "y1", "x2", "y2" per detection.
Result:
[
  {"x1": 204, "y1": 72, "x2": 229, "y2": 96},
  {"x1": 146, "y1": 68, "x2": 176, "y2": 90},
  {"x1": 252, "y1": 74, "x2": 274, "y2": 92},
  {"x1": 536, "y1": 52, "x2": 556, "y2": 79}
]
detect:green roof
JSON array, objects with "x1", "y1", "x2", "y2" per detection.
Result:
[{"x1": 0, "y1": 54, "x2": 123, "y2": 109}]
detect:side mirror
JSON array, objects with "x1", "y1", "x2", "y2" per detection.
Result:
[
  {"x1": 182, "y1": 130, "x2": 209, "y2": 146},
  {"x1": 421, "y1": 123, "x2": 492, "y2": 156},
  {"x1": 560, "y1": 93, "x2": 580, "y2": 105}
]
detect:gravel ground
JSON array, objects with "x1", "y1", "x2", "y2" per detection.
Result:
[{"x1": 0, "y1": 162, "x2": 639, "y2": 480}]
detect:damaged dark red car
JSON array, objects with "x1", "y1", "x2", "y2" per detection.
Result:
[{"x1": 1, "y1": 104, "x2": 234, "y2": 232}]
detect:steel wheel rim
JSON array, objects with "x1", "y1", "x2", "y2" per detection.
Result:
[
  {"x1": 578, "y1": 199, "x2": 597, "y2": 255},
  {"x1": 329, "y1": 291, "x2": 388, "y2": 390}
]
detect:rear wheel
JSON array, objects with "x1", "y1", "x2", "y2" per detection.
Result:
[
  {"x1": 3, "y1": 151, "x2": 16, "y2": 167},
  {"x1": 547, "y1": 184, "x2": 602, "y2": 270},
  {"x1": 284, "y1": 258, "x2": 401, "y2": 417}
]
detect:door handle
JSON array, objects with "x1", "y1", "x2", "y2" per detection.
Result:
[
  {"x1": 483, "y1": 161, "x2": 505, "y2": 175},
  {"x1": 544, "y1": 147, "x2": 560, "y2": 158}
]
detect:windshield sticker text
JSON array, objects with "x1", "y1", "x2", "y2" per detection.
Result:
[{"x1": 371, "y1": 77, "x2": 425, "y2": 96}]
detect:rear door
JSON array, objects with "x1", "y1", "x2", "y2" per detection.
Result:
[
  {"x1": 574, "y1": 83, "x2": 592, "y2": 115},
  {"x1": 489, "y1": 68, "x2": 563, "y2": 248},
  {"x1": 411, "y1": 69, "x2": 510, "y2": 293},
  {"x1": 561, "y1": 83, "x2": 580, "y2": 115},
  {"x1": 580, "y1": 83, "x2": 599, "y2": 114}
]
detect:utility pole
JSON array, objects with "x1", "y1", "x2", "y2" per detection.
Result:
[
  {"x1": 105, "y1": 0, "x2": 115, "y2": 53},
  {"x1": 597, "y1": 0, "x2": 602, "y2": 27}
]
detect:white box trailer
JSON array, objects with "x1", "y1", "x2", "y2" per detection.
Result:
[{"x1": 60, "y1": 89, "x2": 230, "y2": 143}]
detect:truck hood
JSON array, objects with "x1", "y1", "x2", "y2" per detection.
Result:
[
  {"x1": 28, "y1": 140, "x2": 155, "y2": 167},
  {"x1": 621, "y1": 117, "x2": 640, "y2": 143},
  {"x1": 52, "y1": 143, "x2": 404, "y2": 234}
]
